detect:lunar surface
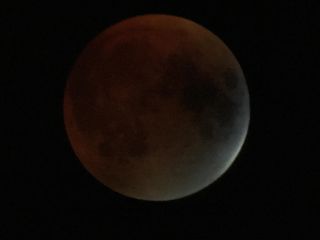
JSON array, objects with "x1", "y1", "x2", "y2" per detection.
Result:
[{"x1": 63, "y1": 14, "x2": 250, "y2": 201}]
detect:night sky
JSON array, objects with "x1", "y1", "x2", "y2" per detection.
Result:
[{"x1": 4, "y1": 1, "x2": 318, "y2": 238}]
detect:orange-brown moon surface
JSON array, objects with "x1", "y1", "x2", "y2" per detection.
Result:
[{"x1": 64, "y1": 14, "x2": 250, "y2": 201}]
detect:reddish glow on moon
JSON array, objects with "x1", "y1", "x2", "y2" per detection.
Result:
[{"x1": 64, "y1": 14, "x2": 250, "y2": 201}]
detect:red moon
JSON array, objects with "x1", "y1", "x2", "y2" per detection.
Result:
[{"x1": 64, "y1": 14, "x2": 250, "y2": 201}]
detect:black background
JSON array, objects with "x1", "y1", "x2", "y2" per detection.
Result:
[{"x1": 4, "y1": 1, "x2": 318, "y2": 238}]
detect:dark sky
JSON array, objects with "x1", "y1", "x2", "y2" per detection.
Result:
[{"x1": 4, "y1": 1, "x2": 318, "y2": 238}]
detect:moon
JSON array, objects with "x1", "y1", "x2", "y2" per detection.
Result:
[{"x1": 63, "y1": 14, "x2": 250, "y2": 201}]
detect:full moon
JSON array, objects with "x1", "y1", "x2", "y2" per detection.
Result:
[{"x1": 64, "y1": 14, "x2": 250, "y2": 201}]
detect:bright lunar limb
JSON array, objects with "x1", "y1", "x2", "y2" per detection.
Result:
[{"x1": 63, "y1": 14, "x2": 250, "y2": 201}]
